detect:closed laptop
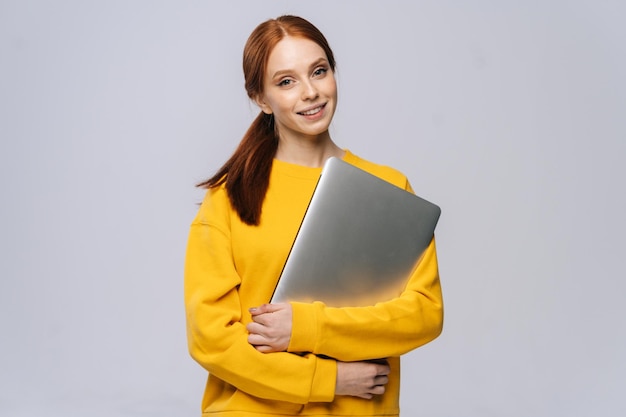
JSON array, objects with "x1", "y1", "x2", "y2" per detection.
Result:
[{"x1": 271, "y1": 157, "x2": 441, "y2": 307}]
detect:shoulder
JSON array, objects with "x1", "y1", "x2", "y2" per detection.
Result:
[
  {"x1": 343, "y1": 150, "x2": 409, "y2": 190},
  {"x1": 193, "y1": 183, "x2": 232, "y2": 226}
]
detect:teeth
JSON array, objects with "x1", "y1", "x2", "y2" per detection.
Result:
[{"x1": 301, "y1": 106, "x2": 322, "y2": 116}]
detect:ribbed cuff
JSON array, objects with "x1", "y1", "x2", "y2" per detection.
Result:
[
  {"x1": 308, "y1": 354, "x2": 337, "y2": 402},
  {"x1": 288, "y1": 302, "x2": 318, "y2": 353}
]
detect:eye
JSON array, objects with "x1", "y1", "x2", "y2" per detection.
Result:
[
  {"x1": 277, "y1": 78, "x2": 293, "y2": 87},
  {"x1": 313, "y1": 67, "x2": 328, "y2": 77}
]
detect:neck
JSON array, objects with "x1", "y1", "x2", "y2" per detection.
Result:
[{"x1": 274, "y1": 132, "x2": 345, "y2": 168}]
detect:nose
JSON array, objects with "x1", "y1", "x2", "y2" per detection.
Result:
[{"x1": 301, "y1": 80, "x2": 319, "y2": 101}]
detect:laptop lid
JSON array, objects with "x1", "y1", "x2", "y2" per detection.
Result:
[{"x1": 270, "y1": 157, "x2": 441, "y2": 307}]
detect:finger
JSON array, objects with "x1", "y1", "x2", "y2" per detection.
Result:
[
  {"x1": 369, "y1": 385, "x2": 386, "y2": 396},
  {"x1": 248, "y1": 333, "x2": 270, "y2": 347},
  {"x1": 249, "y1": 309, "x2": 282, "y2": 326},
  {"x1": 249, "y1": 304, "x2": 272, "y2": 316},
  {"x1": 375, "y1": 363, "x2": 391, "y2": 376},
  {"x1": 252, "y1": 313, "x2": 280, "y2": 327},
  {"x1": 250, "y1": 303, "x2": 288, "y2": 315},
  {"x1": 373, "y1": 375, "x2": 389, "y2": 386},
  {"x1": 247, "y1": 332, "x2": 262, "y2": 344},
  {"x1": 253, "y1": 344, "x2": 277, "y2": 353},
  {"x1": 249, "y1": 313, "x2": 268, "y2": 325},
  {"x1": 249, "y1": 338, "x2": 282, "y2": 353},
  {"x1": 254, "y1": 303, "x2": 280, "y2": 313},
  {"x1": 246, "y1": 322, "x2": 266, "y2": 335}
]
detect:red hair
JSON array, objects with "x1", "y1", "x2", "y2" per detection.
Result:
[{"x1": 198, "y1": 16, "x2": 337, "y2": 225}]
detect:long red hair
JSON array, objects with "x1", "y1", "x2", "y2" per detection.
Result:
[{"x1": 197, "y1": 15, "x2": 337, "y2": 225}]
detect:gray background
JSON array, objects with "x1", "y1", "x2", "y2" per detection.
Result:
[{"x1": 1, "y1": 1, "x2": 624, "y2": 416}]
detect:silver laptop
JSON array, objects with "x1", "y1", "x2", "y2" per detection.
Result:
[{"x1": 270, "y1": 157, "x2": 441, "y2": 307}]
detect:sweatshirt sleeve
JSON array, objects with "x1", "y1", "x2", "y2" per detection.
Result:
[
  {"x1": 287, "y1": 177, "x2": 444, "y2": 361},
  {"x1": 184, "y1": 190, "x2": 336, "y2": 404}
]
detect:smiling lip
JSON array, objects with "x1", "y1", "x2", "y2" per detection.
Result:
[{"x1": 297, "y1": 103, "x2": 326, "y2": 116}]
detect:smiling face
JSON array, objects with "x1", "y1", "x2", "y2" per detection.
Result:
[{"x1": 255, "y1": 36, "x2": 337, "y2": 145}]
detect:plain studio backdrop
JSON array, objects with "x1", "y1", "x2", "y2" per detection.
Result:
[{"x1": 1, "y1": 1, "x2": 624, "y2": 416}]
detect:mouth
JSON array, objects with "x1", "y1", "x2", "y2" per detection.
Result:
[{"x1": 297, "y1": 103, "x2": 326, "y2": 116}]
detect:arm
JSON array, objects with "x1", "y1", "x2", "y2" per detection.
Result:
[
  {"x1": 245, "y1": 306, "x2": 392, "y2": 400},
  {"x1": 288, "y1": 175, "x2": 443, "y2": 361},
  {"x1": 248, "y1": 237, "x2": 443, "y2": 361},
  {"x1": 288, "y1": 237, "x2": 443, "y2": 361},
  {"x1": 184, "y1": 193, "x2": 336, "y2": 404}
]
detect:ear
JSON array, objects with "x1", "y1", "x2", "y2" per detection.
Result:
[{"x1": 254, "y1": 95, "x2": 273, "y2": 115}]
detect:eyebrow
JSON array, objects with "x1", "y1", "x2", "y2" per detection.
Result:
[{"x1": 270, "y1": 58, "x2": 329, "y2": 80}]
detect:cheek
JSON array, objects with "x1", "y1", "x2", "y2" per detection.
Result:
[
  {"x1": 270, "y1": 93, "x2": 299, "y2": 114},
  {"x1": 323, "y1": 77, "x2": 338, "y2": 100}
]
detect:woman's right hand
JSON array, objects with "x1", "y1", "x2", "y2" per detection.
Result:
[{"x1": 335, "y1": 360, "x2": 391, "y2": 399}]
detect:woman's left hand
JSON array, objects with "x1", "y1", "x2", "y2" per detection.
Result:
[{"x1": 246, "y1": 303, "x2": 293, "y2": 353}]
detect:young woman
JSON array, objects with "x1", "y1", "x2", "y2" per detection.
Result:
[{"x1": 184, "y1": 15, "x2": 443, "y2": 417}]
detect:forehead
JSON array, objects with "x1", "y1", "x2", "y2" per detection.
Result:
[{"x1": 266, "y1": 36, "x2": 327, "y2": 74}]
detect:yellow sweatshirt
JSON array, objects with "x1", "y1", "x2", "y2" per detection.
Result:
[{"x1": 184, "y1": 150, "x2": 443, "y2": 416}]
